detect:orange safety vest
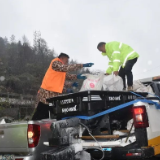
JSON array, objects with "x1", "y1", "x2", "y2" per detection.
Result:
[{"x1": 41, "y1": 58, "x2": 66, "y2": 93}]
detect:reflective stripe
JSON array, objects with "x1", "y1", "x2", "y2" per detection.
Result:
[
  {"x1": 123, "y1": 51, "x2": 135, "y2": 67},
  {"x1": 113, "y1": 59, "x2": 121, "y2": 62},
  {"x1": 112, "y1": 51, "x2": 120, "y2": 54},
  {"x1": 119, "y1": 42, "x2": 122, "y2": 49},
  {"x1": 108, "y1": 65, "x2": 113, "y2": 68},
  {"x1": 111, "y1": 51, "x2": 120, "y2": 58}
]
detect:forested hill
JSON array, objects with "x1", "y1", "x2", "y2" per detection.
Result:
[{"x1": 0, "y1": 32, "x2": 90, "y2": 95}]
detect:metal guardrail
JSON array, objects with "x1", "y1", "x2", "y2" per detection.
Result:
[
  {"x1": 0, "y1": 93, "x2": 35, "y2": 119},
  {"x1": 0, "y1": 92, "x2": 35, "y2": 105}
]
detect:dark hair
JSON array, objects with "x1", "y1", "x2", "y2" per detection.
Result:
[
  {"x1": 58, "y1": 53, "x2": 70, "y2": 59},
  {"x1": 97, "y1": 42, "x2": 106, "y2": 49}
]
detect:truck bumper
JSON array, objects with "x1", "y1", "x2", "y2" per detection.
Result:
[
  {"x1": 89, "y1": 147, "x2": 154, "y2": 160},
  {"x1": 14, "y1": 155, "x2": 37, "y2": 160},
  {"x1": 111, "y1": 147, "x2": 154, "y2": 159}
]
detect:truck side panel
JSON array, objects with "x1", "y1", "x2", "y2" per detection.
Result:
[
  {"x1": 0, "y1": 122, "x2": 28, "y2": 153},
  {"x1": 146, "y1": 104, "x2": 160, "y2": 155}
]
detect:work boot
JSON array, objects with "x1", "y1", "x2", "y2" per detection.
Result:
[{"x1": 127, "y1": 86, "x2": 133, "y2": 91}]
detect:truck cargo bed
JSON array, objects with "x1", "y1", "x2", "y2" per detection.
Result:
[{"x1": 47, "y1": 90, "x2": 148, "y2": 117}]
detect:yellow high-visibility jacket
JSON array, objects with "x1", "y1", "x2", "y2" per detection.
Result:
[{"x1": 102, "y1": 41, "x2": 139, "y2": 74}]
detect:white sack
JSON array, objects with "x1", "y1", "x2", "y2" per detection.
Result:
[
  {"x1": 102, "y1": 75, "x2": 123, "y2": 91},
  {"x1": 126, "y1": 119, "x2": 135, "y2": 133},
  {"x1": 0, "y1": 119, "x2": 6, "y2": 124},
  {"x1": 113, "y1": 130, "x2": 128, "y2": 136},
  {"x1": 133, "y1": 80, "x2": 154, "y2": 97},
  {"x1": 133, "y1": 80, "x2": 147, "y2": 92},
  {"x1": 80, "y1": 73, "x2": 104, "y2": 91}
]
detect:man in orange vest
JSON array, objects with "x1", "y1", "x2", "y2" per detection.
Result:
[{"x1": 32, "y1": 53, "x2": 94, "y2": 120}]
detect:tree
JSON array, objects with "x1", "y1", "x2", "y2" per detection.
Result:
[
  {"x1": 33, "y1": 31, "x2": 41, "y2": 54},
  {"x1": 4, "y1": 37, "x2": 8, "y2": 46},
  {"x1": 22, "y1": 35, "x2": 30, "y2": 46},
  {"x1": 0, "y1": 37, "x2": 5, "y2": 55},
  {"x1": 10, "y1": 35, "x2": 16, "y2": 43}
]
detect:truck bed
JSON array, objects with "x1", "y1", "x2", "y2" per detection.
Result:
[
  {"x1": 45, "y1": 90, "x2": 160, "y2": 160},
  {"x1": 47, "y1": 90, "x2": 148, "y2": 133}
]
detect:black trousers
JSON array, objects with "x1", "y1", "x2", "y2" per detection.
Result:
[
  {"x1": 119, "y1": 58, "x2": 137, "y2": 89},
  {"x1": 32, "y1": 102, "x2": 53, "y2": 120}
]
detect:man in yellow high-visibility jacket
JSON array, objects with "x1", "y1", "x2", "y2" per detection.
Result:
[{"x1": 97, "y1": 41, "x2": 139, "y2": 90}]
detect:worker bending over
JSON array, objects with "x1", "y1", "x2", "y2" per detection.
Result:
[
  {"x1": 32, "y1": 53, "x2": 94, "y2": 120},
  {"x1": 97, "y1": 41, "x2": 139, "y2": 91}
]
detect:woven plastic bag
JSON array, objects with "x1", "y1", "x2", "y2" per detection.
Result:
[
  {"x1": 126, "y1": 119, "x2": 135, "y2": 133},
  {"x1": 102, "y1": 75, "x2": 123, "y2": 91},
  {"x1": 133, "y1": 80, "x2": 147, "y2": 91},
  {"x1": 80, "y1": 73, "x2": 104, "y2": 91},
  {"x1": 133, "y1": 80, "x2": 154, "y2": 96}
]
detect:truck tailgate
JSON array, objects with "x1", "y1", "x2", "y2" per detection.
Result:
[{"x1": 0, "y1": 122, "x2": 28, "y2": 153}]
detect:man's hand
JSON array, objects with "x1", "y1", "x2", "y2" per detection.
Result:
[
  {"x1": 83, "y1": 63, "x2": 94, "y2": 67},
  {"x1": 77, "y1": 74, "x2": 87, "y2": 80},
  {"x1": 72, "y1": 82, "x2": 78, "y2": 87},
  {"x1": 113, "y1": 71, "x2": 119, "y2": 76}
]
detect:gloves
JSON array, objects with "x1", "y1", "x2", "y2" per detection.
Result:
[
  {"x1": 66, "y1": 89, "x2": 73, "y2": 93},
  {"x1": 72, "y1": 82, "x2": 78, "y2": 87},
  {"x1": 77, "y1": 74, "x2": 87, "y2": 80},
  {"x1": 83, "y1": 63, "x2": 94, "y2": 67}
]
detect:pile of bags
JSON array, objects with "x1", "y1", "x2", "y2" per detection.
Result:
[
  {"x1": 80, "y1": 73, "x2": 123, "y2": 91},
  {"x1": 80, "y1": 73, "x2": 154, "y2": 93}
]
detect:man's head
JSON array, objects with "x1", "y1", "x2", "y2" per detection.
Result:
[
  {"x1": 97, "y1": 42, "x2": 106, "y2": 53},
  {"x1": 58, "y1": 53, "x2": 70, "y2": 65}
]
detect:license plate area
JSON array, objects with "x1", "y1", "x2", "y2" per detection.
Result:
[{"x1": 0, "y1": 155, "x2": 15, "y2": 160}]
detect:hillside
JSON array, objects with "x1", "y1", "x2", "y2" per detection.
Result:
[{"x1": 0, "y1": 32, "x2": 90, "y2": 96}]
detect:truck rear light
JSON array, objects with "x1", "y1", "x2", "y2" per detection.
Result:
[
  {"x1": 133, "y1": 106, "x2": 149, "y2": 128},
  {"x1": 134, "y1": 108, "x2": 144, "y2": 114},
  {"x1": 126, "y1": 153, "x2": 141, "y2": 157},
  {"x1": 28, "y1": 131, "x2": 34, "y2": 138},
  {"x1": 27, "y1": 124, "x2": 40, "y2": 148},
  {"x1": 135, "y1": 114, "x2": 143, "y2": 122}
]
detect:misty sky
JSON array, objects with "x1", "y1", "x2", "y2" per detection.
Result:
[{"x1": 0, "y1": 0, "x2": 160, "y2": 80}]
